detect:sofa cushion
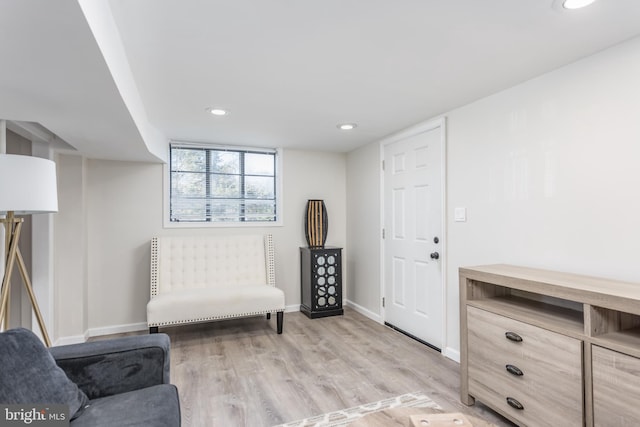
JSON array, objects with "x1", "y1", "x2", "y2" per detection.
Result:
[
  {"x1": 147, "y1": 285, "x2": 285, "y2": 326},
  {"x1": 0, "y1": 328, "x2": 89, "y2": 419},
  {"x1": 51, "y1": 335, "x2": 170, "y2": 400},
  {"x1": 70, "y1": 384, "x2": 180, "y2": 427}
]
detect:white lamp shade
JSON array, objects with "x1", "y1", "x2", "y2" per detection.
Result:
[{"x1": 0, "y1": 154, "x2": 58, "y2": 214}]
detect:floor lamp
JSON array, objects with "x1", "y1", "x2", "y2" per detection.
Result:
[{"x1": 0, "y1": 154, "x2": 58, "y2": 347}]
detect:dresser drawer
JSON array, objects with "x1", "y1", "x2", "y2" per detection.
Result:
[
  {"x1": 593, "y1": 346, "x2": 640, "y2": 426},
  {"x1": 467, "y1": 306, "x2": 583, "y2": 427}
]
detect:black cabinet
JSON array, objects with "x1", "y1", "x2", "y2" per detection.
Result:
[{"x1": 300, "y1": 247, "x2": 343, "y2": 318}]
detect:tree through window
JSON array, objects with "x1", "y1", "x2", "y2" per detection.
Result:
[{"x1": 170, "y1": 144, "x2": 278, "y2": 222}]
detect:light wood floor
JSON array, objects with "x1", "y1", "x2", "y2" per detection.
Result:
[{"x1": 148, "y1": 308, "x2": 515, "y2": 427}]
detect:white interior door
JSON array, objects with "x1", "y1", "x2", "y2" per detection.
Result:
[{"x1": 383, "y1": 121, "x2": 444, "y2": 350}]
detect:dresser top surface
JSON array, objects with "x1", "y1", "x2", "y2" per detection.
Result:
[{"x1": 460, "y1": 264, "x2": 640, "y2": 305}]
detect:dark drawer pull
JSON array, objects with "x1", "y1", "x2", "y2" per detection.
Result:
[
  {"x1": 505, "y1": 331, "x2": 523, "y2": 342},
  {"x1": 506, "y1": 364, "x2": 523, "y2": 376},
  {"x1": 506, "y1": 397, "x2": 524, "y2": 410}
]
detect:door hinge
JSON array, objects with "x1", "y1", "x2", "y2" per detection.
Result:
[
  {"x1": 382, "y1": 297, "x2": 385, "y2": 308},
  {"x1": 382, "y1": 228, "x2": 385, "y2": 239},
  {"x1": 382, "y1": 160, "x2": 385, "y2": 171}
]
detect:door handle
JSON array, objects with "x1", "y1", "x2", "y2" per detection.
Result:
[{"x1": 430, "y1": 252, "x2": 440, "y2": 260}]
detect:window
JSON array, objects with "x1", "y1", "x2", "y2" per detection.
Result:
[{"x1": 169, "y1": 144, "x2": 279, "y2": 224}]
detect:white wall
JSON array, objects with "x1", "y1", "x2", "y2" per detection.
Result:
[
  {"x1": 85, "y1": 159, "x2": 162, "y2": 333},
  {"x1": 54, "y1": 148, "x2": 346, "y2": 339},
  {"x1": 445, "y1": 36, "x2": 640, "y2": 357},
  {"x1": 347, "y1": 35, "x2": 640, "y2": 359},
  {"x1": 280, "y1": 150, "x2": 348, "y2": 304},
  {"x1": 345, "y1": 142, "x2": 381, "y2": 320},
  {"x1": 54, "y1": 154, "x2": 88, "y2": 342}
]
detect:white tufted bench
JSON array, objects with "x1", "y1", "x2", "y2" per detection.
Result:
[{"x1": 146, "y1": 234, "x2": 285, "y2": 334}]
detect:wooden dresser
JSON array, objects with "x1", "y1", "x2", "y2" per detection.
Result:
[{"x1": 459, "y1": 264, "x2": 640, "y2": 427}]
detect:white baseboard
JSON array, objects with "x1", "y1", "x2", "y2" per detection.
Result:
[
  {"x1": 53, "y1": 331, "x2": 90, "y2": 347},
  {"x1": 345, "y1": 299, "x2": 382, "y2": 324},
  {"x1": 285, "y1": 304, "x2": 300, "y2": 313},
  {"x1": 443, "y1": 346, "x2": 460, "y2": 363},
  {"x1": 87, "y1": 322, "x2": 148, "y2": 338},
  {"x1": 344, "y1": 301, "x2": 459, "y2": 362},
  {"x1": 55, "y1": 309, "x2": 301, "y2": 344}
]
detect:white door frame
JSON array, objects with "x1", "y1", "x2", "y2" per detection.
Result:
[{"x1": 379, "y1": 116, "x2": 447, "y2": 352}]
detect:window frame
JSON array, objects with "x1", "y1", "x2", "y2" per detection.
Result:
[{"x1": 164, "y1": 142, "x2": 283, "y2": 228}]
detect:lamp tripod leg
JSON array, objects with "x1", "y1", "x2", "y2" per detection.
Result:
[
  {"x1": 15, "y1": 248, "x2": 51, "y2": 347},
  {"x1": 1, "y1": 277, "x2": 9, "y2": 330},
  {"x1": 0, "y1": 275, "x2": 10, "y2": 330},
  {"x1": 0, "y1": 218, "x2": 51, "y2": 347},
  {"x1": 0, "y1": 221, "x2": 21, "y2": 331}
]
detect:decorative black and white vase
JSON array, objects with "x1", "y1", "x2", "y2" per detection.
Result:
[{"x1": 305, "y1": 199, "x2": 328, "y2": 247}]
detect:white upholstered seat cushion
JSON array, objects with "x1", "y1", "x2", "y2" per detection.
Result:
[{"x1": 147, "y1": 285, "x2": 285, "y2": 327}]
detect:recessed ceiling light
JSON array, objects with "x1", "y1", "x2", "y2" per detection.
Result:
[
  {"x1": 562, "y1": 0, "x2": 597, "y2": 9},
  {"x1": 337, "y1": 123, "x2": 357, "y2": 131},
  {"x1": 206, "y1": 107, "x2": 228, "y2": 116}
]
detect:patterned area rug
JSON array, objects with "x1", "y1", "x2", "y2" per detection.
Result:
[{"x1": 273, "y1": 391, "x2": 441, "y2": 427}]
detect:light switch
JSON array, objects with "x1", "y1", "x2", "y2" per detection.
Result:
[{"x1": 454, "y1": 207, "x2": 467, "y2": 222}]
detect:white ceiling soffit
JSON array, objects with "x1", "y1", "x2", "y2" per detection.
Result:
[
  {"x1": 0, "y1": 0, "x2": 164, "y2": 162},
  {"x1": 3, "y1": 1, "x2": 640, "y2": 161},
  {"x1": 78, "y1": 0, "x2": 167, "y2": 162},
  {"x1": 6, "y1": 121, "x2": 76, "y2": 152}
]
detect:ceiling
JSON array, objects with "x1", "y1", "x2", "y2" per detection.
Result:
[{"x1": 1, "y1": 0, "x2": 640, "y2": 162}]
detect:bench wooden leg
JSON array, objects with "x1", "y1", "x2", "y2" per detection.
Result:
[
  {"x1": 149, "y1": 326, "x2": 159, "y2": 334},
  {"x1": 277, "y1": 311, "x2": 283, "y2": 334},
  {"x1": 266, "y1": 312, "x2": 271, "y2": 320}
]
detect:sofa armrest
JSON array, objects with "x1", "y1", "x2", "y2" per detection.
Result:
[{"x1": 49, "y1": 333, "x2": 171, "y2": 400}]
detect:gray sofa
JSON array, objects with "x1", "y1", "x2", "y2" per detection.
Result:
[{"x1": 0, "y1": 328, "x2": 180, "y2": 426}]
